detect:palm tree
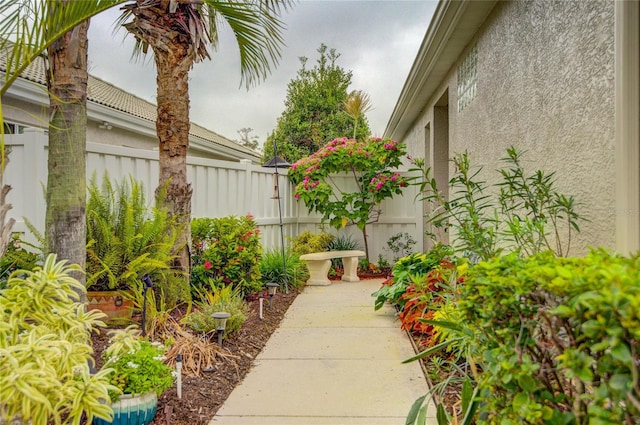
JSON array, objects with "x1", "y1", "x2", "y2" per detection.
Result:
[
  {"x1": 116, "y1": 0, "x2": 293, "y2": 276},
  {"x1": 1, "y1": 1, "x2": 127, "y2": 298},
  {"x1": 344, "y1": 89, "x2": 373, "y2": 139},
  {"x1": 45, "y1": 16, "x2": 91, "y2": 297},
  {"x1": 1, "y1": 0, "x2": 293, "y2": 286}
]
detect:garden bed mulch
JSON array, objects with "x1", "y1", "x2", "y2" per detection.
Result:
[
  {"x1": 91, "y1": 288, "x2": 299, "y2": 425},
  {"x1": 90, "y1": 272, "x2": 437, "y2": 425}
]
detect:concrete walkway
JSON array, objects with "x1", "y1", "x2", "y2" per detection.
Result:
[{"x1": 210, "y1": 279, "x2": 436, "y2": 425}]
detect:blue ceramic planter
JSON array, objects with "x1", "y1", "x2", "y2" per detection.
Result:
[{"x1": 93, "y1": 392, "x2": 158, "y2": 425}]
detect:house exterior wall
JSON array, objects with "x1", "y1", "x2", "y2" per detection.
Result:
[{"x1": 402, "y1": 0, "x2": 616, "y2": 255}]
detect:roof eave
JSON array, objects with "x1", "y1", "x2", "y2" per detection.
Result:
[
  {"x1": 2, "y1": 71, "x2": 260, "y2": 162},
  {"x1": 384, "y1": 0, "x2": 498, "y2": 141}
]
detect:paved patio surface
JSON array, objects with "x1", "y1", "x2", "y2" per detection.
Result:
[{"x1": 210, "y1": 278, "x2": 436, "y2": 425}]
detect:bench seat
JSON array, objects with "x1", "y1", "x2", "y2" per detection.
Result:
[{"x1": 299, "y1": 250, "x2": 366, "y2": 286}]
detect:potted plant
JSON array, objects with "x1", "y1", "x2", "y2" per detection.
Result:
[
  {"x1": 0, "y1": 255, "x2": 116, "y2": 425},
  {"x1": 94, "y1": 326, "x2": 174, "y2": 425},
  {"x1": 85, "y1": 174, "x2": 185, "y2": 321}
]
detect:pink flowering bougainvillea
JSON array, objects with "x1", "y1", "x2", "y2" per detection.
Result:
[{"x1": 288, "y1": 137, "x2": 407, "y2": 260}]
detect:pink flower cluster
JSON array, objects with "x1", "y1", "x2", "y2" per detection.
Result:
[
  {"x1": 294, "y1": 175, "x2": 321, "y2": 198},
  {"x1": 290, "y1": 138, "x2": 371, "y2": 173},
  {"x1": 383, "y1": 140, "x2": 399, "y2": 151},
  {"x1": 369, "y1": 172, "x2": 403, "y2": 192}
]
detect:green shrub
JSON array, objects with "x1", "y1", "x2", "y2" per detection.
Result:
[
  {"x1": 259, "y1": 248, "x2": 309, "y2": 289},
  {"x1": 191, "y1": 215, "x2": 262, "y2": 295},
  {"x1": 461, "y1": 249, "x2": 640, "y2": 424},
  {"x1": 289, "y1": 230, "x2": 334, "y2": 255},
  {"x1": 184, "y1": 283, "x2": 248, "y2": 335},
  {"x1": 408, "y1": 146, "x2": 583, "y2": 260},
  {"x1": 85, "y1": 173, "x2": 188, "y2": 307}
]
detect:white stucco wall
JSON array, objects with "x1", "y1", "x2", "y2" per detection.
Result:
[{"x1": 404, "y1": 0, "x2": 616, "y2": 255}]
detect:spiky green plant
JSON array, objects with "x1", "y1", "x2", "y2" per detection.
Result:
[
  {"x1": 327, "y1": 233, "x2": 362, "y2": 269},
  {"x1": 259, "y1": 248, "x2": 309, "y2": 289},
  {"x1": 184, "y1": 282, "x2": 248, "y2": 335}
]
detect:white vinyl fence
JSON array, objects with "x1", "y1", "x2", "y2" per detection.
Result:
[{"x1": 5, "y1": 128, "x2": 423, "y2": 262}]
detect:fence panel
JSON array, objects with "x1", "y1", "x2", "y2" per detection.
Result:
[{"x1": 4, "y1": 129, "x2": 423, "y2": 262}]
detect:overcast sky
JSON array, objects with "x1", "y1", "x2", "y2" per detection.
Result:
[{"x1": 87, "y1": 1, "x2": 437, "y2": 146}]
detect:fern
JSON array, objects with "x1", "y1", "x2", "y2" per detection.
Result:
[{"x1": 85, "y1": 173, "x2": 188, "y2": 307}]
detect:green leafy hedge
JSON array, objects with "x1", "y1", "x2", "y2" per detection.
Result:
[
  {"x1": 461, "y1": 249, "x2": 640, "y2": 424},
  {"x1": 191, "y1": 215, "x2": 262, "y2": 295}
]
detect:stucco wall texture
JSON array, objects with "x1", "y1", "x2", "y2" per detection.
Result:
[{"x1": 408, "y1": 0, "x2": 616, "y2": 255}]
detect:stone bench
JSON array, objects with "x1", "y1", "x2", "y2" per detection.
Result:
[{"x1": 299, "y1": 250, "x2": 366, "y2": 286}]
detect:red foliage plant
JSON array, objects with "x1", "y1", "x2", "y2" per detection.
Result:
[{"x1": 397, "y1": 260, "x2": 460, "y2": 346}]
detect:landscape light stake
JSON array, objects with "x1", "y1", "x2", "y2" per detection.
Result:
[
  {"x1": 212, "y1": 312, "x2": 231, "y2": 347},
  {"x1": 141, "y1": 275, "x2": 154, "y2": 337},
  {"x1": 266, "y1": 282, "x2": 279, "y2": 308},
  {"x1": 176, "y1": 353, "x2": 183, "y2": 399}
]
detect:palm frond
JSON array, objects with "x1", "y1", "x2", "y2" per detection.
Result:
[
  {"x1": 203, "y1": 0, "x2": 294, "y2": 88},
  {"x1": 0, "y1": 0, "x2": 127, "y2": 96}
]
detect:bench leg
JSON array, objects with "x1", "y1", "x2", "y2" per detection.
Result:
[
  {"x1": 341, "y1": 257, "x2": 360, "y2": 282},
  {"x1": 305, "y1": 259, "x2": 332, "y2": 286}
]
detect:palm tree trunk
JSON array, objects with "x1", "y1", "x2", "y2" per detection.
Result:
[
  {"x1": 45, "y1": 20, "x2": 89, "y2": 300},
  {"x1": 154, "y1": 47, "x2": 193, "y2": 277}
]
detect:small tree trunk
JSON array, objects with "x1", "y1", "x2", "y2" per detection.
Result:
[
  {"x1": 361, "y1": 225, "x2": 370, "y2": 263},
  {"x1": 45, "y1": 19, "x2": 89, "y2": 301}
]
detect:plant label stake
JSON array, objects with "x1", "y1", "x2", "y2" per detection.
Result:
[
  {"x1": 176, "y1": 353, "x2": 183, "y2": 399},
  {"x1": 141, "y1": 275, "x2": 154, "y2": 336},
  {"x1": 259, "y1": 297, "x2": 264, "y2": 319}
]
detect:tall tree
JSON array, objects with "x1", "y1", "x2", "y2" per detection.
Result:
[
  {"x1": 263, "y1": 44, "x2": 371, "y2": 164},
  {"x1": 117, "y1": 0, "x2": 293, "y2": 276},
  {"x1": 237, "y1": 127, "x2": 260, "y2": 150}
]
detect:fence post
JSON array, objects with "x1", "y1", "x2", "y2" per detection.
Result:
[{"x1": 239, "y1": 159, "x2": 253, "y2": 215}]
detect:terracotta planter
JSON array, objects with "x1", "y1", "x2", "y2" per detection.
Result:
[
  {"x1": 86, "y1": 290, "x2": 133, "y2": 322},
  {"x1": 93, "y1": 392, "x2": 158, "y2": 425}
]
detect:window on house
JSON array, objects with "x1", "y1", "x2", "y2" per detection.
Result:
[{"x1": 457, "y1": 45, "x2": 477, "y2": 112}]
